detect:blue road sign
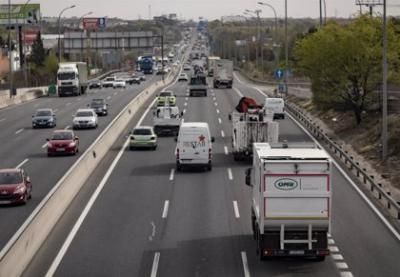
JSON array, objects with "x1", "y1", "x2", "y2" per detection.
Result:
[
  {"x1": 275, "y1": 69, "x2": 284, "y2": 80},
  {"x1": 98, "y1": 17, "x2": 106, "y2": 29}
]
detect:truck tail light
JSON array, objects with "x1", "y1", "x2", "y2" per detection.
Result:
[
  {"x1": 176, "y1": 148, "x2": 180, "y2": 160},
  {"x1": 209, "y1": 148, "x2": 212, "y2": 159}
]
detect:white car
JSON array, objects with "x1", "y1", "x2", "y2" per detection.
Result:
[
  {"x1": 113, "y1": 79, "x2": 126, "y2": 89},
  {"x1": 73, "y1": 109, "x2": 98, "y2": 129},
  {"x1": 102, "y1": 76, "x2": 116, "y2": 88},
  {"x1": 178, "y1": 73, "x2": 188, "y2": 82},
  {"x1": 129, "y1": 126, "x2": 158, "y2": 150}
]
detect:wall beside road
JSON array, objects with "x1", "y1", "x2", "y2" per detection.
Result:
[{"x1": 0, "y1": 87, "x2": 48, "y2": 109}]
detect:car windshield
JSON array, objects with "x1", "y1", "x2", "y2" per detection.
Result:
[
  {"x1": 105, "y1": 77, "x2": 114, "y2": 81},
  {"x1": 58, "y1": 72, "x2": 75, "y2": 80},
  {"x1": 0, "y1": 172, "x2": 23, "y2": 185},
  {"x1": 52, "y1": 132, "x2": 73, "y2": 140},
  {"x1": 36, "y1": 110, "x2": 51, "y2": 117},
  {"x1": 133, "y1": 129, "x2": 152, "y2": 135},
  {"x1": 76, "y1": 111, "x2": 94, "y2": 117}
]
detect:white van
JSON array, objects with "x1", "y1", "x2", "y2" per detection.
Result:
[
  {"x1": 175, "y1": 122, "x2": 215, "y2": 171},
  {"x1": 264, "y1": 97, "x2": 285, "y2": 119}
]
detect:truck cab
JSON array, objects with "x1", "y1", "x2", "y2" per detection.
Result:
[{"x1": 57, "y1": 62, "x2": 88, "y2": 97}]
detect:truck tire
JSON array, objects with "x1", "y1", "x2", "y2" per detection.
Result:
[
  {"x1": 176, "y1": 163, "x2": 182, "y2": 171},
  {"x1": 315, "y1": 256, "x2": 326, "y2": 262}
]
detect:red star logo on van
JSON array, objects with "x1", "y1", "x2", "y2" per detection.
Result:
[{"x1": 199, "y1": 135, "x2": 205, "y2": 142}]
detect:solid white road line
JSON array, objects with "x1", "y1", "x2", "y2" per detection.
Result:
[
  {"x1": 224, "y1": 146, "x2": 229, "y2": 155},
  {"x1": 221, "y1": 130, "x2": 225, "y2": 138},
  {"x1": 241, "y1": 251, "x2": 250, "y2": 277},
  {"x1": 286, "y1": 110, "x2": 400, "y2": 242},
  {"x1": 336, "y1": 262, "x2": 349, "y2": 270},
  {"x1": 150, "y1": 252, "x2": 160, "y2": 277},
  {"x1": 233, "y1": 201, "x2": 240, "y2": 218},
  {"x1": 46, "y1": 93, "x2": 158, "y2": 276},
  {"x1": 15, "y1": 128, "x2": 24, "y2": 135},
  {"x1": 228, "y1": 168, "x2": 233, "y2": 180},
  {"x1": 169, "y1": 169, "x2": 175, "y2": 181},
  {"x1": 340, "y1": 272, "x2": 354, "y2": 277},
  {"x1": 332, "y1": 254, "x2": 344, "y2": 261},
  {"x1": 16, "y1": 159, "x2": 29, "y2": 169},
  {"x1": 45, "y1": 139, "x2": 130, "y2": 277},
  {"x1": 162, "y1": 201, "x2": 170, "y2": 219},
  {"x1": 233, "y1": 87, "x2": 244, "y2": 97}
]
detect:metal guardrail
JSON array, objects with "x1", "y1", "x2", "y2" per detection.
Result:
[{"x1": 285, "y1": 101, "x2": 400, "y2": 220}]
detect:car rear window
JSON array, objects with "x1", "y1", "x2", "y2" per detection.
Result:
[
  {"x1": 0, "y1": 172, "x2": 23, "y2": 184},
  {"x1": 76, "y1": 111, "x2": 94, "y2": 117},
  {"x1": 52, "y1": 132, "x2": 73, "y2": 140},
  {"x1": 160, "y1": 92, "x2": 172, "y2": 97},
  {"x1": 36, "y1": 110, "x2": 51, "y2": 116},
  {"x1": 133, "y1": 129, "x2": 152, "y2": 135}
]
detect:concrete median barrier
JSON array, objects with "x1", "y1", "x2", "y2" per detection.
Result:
[{"x1": 0, "y1": 71, "x2": 177, "y2": 277}]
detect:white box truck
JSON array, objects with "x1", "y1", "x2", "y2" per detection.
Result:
[
  {"x1": 230, "y1": 112, "x2": 279, "y2": 161},
  {"x1": 57, "y1": 62, "x2": 88, "y2": 97},
  {"x1": 213, "y1": 59, "x2": 233, "y2": 88},
  {"x1": 245, "y1": 143, "x2": 331, "y2": 261},
  {"x1": 207, "y1": 56, "x2": 220, "y2": 77},
  {"x1": 153, "y1": 106, "x2": 183, "y2": 136}
]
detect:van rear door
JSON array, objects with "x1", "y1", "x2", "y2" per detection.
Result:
[{"x1": 179, "y1": 131, "x2": 209, "y2": 163}]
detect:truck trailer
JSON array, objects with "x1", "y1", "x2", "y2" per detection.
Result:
[
  {"x1": 213, "y1": 59, "x2": 233, "y2": 88},
  {"x1": 246, "y1": 143, "x2": 331, "y2": 261},
  {"x1": 231, "y1": 111, "x2": 279, "y2": 161}
]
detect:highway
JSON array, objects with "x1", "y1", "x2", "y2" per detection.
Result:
[
  {"x1": 0, "y1": 74, "x2": 162, "y2": 252},
  {"x1": 21, "y1": 73, "x2": 400, "y2": 277}
]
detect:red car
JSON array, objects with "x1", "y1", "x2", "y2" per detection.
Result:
[
  {"x1": 47, "y1": 130, "x2": 79, "y2": 156},
  {"x1": 0, "y1": 168, "x2": 32, "y2": 205}
]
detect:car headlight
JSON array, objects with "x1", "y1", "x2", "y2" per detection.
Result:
[
  {"x1": 73, "y1": 119, "x2": 79, "y2": 124},
  {"x1": 48, "y1": 118, "x2": 54, "y2": 122},
  {"x1": 68, "y1": 142, "x2": 76, "y2": 147},
  {"x1": 13, "y1": 184, "x2": 26, "y2": 194}
]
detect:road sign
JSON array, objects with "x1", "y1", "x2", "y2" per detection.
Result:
[
  {"x1": 275, "y1": 69, "x2": 284, "y2": 80},
  {"x1": 0, "y1": 4, "x2": 41, "y2": 26},
  {"x1": 82, "y1": 17, "x2": 107, "y2": 30}
]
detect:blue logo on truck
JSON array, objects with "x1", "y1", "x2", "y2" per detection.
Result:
[{"x1": 274, "y1": 178, "x2": 298, "y2": 190}]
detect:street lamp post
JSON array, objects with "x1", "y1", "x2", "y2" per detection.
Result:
[
  {"x1": 8, "y1": 0, "x2": 13, "y2": 98},
  {"x1": 257, "y1": 2, "x2": 279, "y2": 72},
  {"x1": 284, "y1": 0, "x2": 288, "y2": 94},
  {"x1": 245, "y1": 9, "x2": 262, "y2": 74},
  {"x1": 57, "y1": 5, "x2": 76, "y2": 62},
  {"x1": 21, "y1": 0, "x2": 31, "y2": 87},
  {"x1": 382, "y1": 0, "x2": 388, "y2": 159}
]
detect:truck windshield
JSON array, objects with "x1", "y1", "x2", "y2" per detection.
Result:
[{"x1": 58, "y1": 72, "x2": 75, "y2": 80}]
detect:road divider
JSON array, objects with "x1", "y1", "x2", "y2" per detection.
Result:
[{"x1": 0, "y1": 69, "x2": 178, "y2": 277}]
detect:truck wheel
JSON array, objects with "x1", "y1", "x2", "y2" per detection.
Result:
[
  {"x1": 176, "y1": 163, "x2": 182, "y2": 171},
  {"x1": 315, "y1": 256, "x2": 326, "y2": 262}
]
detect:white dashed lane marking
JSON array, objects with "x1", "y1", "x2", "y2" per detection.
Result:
[
  {"x1": 224, "y1": 146, "x2": 229, "y2": 155},
  {"x1": 221, "y1": 130, "x2": 225, "y2": 138},
  {"x1": 233, "y1": 201, "x2": 240, "y2": 218},
  {"x1": 162, "y1": 201, "x2": 170, "y2": 219},
  {"x1": 15, "y1": 128, "x2": 24, "y2": 135},
  {"x1": 227, "y1": 168, "x2": 233, "y2": 180}
]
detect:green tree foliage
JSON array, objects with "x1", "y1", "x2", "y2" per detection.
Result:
[
  {"x1": 295, "y1": 15, "x2": 400, "y2": 125},
  {"x1": 31, "y1": 31, "x2": 45, "y2": 67}
]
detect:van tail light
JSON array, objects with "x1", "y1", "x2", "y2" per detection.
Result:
[
  {"x1": 176, "y1": 148, "x2": 180, "y2": 160},
  {"x1": 209, "y1": 148, "x2": 212, "y2": 159}
]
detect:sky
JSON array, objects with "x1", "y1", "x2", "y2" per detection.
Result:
[{"x1": 18, "y1": 0, "x2": 400, "y2": 20}]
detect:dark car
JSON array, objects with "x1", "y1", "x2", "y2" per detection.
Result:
[
  {"x1": 32, "y1": 108, "x2": 56, "y2": 128},
  {"x1": 0, "y1": 168, "x2": 32, "y2": 205},
  {"x1": 88, "y1": 98, "x2": 108, "y2": 116},
  {"x1": 88, "y1": 80, "x2": 102, "y2": 89},
  {"x1": 47, "y1": 130, "x2": 79, "y2": 156}
]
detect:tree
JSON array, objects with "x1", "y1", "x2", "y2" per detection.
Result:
[
  {"x1": 31, "y1": 31, "x2": 45, "y2": 67},
  {"x1": 294, "y1": 15, "x2": 400, "y2": 125}
]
